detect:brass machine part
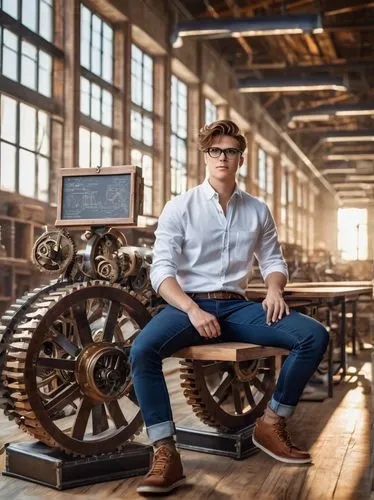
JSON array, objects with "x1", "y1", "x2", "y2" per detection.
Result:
[
  {"x1": 32, "y1": 230, "x2": 75, "y2": 276},
  {"x1": 81, "y1": 228, "x2": 127, "y2": 282},
  {"x1": 76, "y1": 342, "x2": 130, "y2": 402}
]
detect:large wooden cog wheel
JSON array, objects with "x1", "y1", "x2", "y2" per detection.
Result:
[
  {"x1": 180, "y1": 357, "x2": 275, "y2": 431},
  {"x1": 3, "y1": 281, "x2": 151, "y2": 456}
]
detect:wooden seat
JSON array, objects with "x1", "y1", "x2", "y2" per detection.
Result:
[{"x1": 173, "y1": 342, "x2": 289, "y2": 362}]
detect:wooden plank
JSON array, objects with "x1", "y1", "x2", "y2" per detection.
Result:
[{"x1": 172, "y1": 342, "x2": 289, "y2": 361}]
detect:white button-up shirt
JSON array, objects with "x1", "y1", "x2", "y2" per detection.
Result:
[{"x1": 150, "y1": 179, "x2": 288, "y2": 296}]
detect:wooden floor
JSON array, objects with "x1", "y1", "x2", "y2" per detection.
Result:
[{"x1": 0, "y1": 349, "x2": 372, "y2": 499}]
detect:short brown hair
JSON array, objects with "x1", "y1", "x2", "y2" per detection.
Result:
[{"x1": 199, "y1": 120, "x2": 246, "y2": 153}]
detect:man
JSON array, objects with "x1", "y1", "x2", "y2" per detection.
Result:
[{"x1": 131, "y1": 120, "x2": 328, "y2": 495}]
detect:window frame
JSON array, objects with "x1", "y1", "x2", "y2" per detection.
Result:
[{"x1": 170, "y1": 74, "x2": 188, "y2": 198}]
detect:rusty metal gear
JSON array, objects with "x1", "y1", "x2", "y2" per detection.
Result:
[
  {"x1": 32, "y1": 230, "x2": 75, "y2": 276},
  {"x1": 180, "y1": 358, "x2": 275, "y2": 431},
  {"x1": 3, "y1": 281, "x2": 151, "y2": 456}
]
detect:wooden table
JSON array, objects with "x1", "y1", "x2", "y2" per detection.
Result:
[{"x1": 245, "y1": 285, "x2": 372, "y2": 395}]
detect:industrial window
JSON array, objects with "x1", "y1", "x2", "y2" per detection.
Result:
[
  {"x1": 80, "y1": 4, "x2": 113, "y2": 83},
  {"x1": 0, "y1": 27, "x2": 52, "y2": 97},
  {"x1": 0, "y1": 95, "x2": 50, "y2": 201},
  {"x1": 1, "y1": 0, "x2": 53, "y2": 42},
  {"x1": 266, "y1": 155, "x2": 274, "y2": 212},
  {"x1": 287, "y1": 173, "x2": 294, "y2": 243},
  {"x1": 204, "y1": 97, "x2": 217, "y2": 125},
  {"x1": 130, "y1": 44, "x2": 154, "y2": 215},
  {"x1": 79, "y1": 4, "x2": 114, "y2": 167},
  {"x1": 258, "y1": 148, "x2": 266, "y2": 193},
  {"x1": 308, "y1": 189, "x2": 315, "y2": 251},
  {"x1": 171, "y1": 75, "x2": 188, "y2": 197},
  {"x1": 79, "y1": 126, "x2": 112, "y2": 168},
  {"x1": 131, "y1": 149, "x2": 153, "y2": 216},
  {"x1": 257, "y1": 147, "x2": 274, "y2": 210},
  {"x1": 338, "y1": 208, "x2": 368, "y2": 260},
  {"x1": 237, "y1": 147, "x2": 247, "y2": 191},
  {"x1": 280, "y1": 168, "x2": 287, "y2": 242}
]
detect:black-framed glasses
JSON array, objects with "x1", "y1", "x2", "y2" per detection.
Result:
[{"x1": 205, "y1": 147, "x2": 243, "y2": 159}]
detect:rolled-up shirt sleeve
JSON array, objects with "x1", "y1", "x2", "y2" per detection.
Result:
[
  {"x1": 150, "y1": 200, "x2": 184, "y2": 293},
  {"x1": 254, "y1": 206, "x2": 288, "y2": 282}
]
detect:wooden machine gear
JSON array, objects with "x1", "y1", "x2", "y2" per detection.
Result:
[
  {"x1": 32, "y1": 230, "x2": 75, "y2": 276},
  {"x1": 2, "y1": 281, "x2": 151, "y2": 456},
  {"x1": 180, "y1": 358, "x2": 275, "y2": 431}
]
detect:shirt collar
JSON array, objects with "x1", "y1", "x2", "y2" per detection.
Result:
[{"x1": 201, "y1": 179, "x2": 243, "y2": 201}]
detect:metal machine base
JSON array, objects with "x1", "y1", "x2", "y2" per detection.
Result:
[
  {"x1": 3, "y1": 441, "x2": 152, "y2": 490},
  {"x1": 176, "y1": 422, "x2": 258, "y2": 460}
]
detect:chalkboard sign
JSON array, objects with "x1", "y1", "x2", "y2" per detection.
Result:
[{"x1": 55, "y1": 166, "x2": 143, "y2": 227}]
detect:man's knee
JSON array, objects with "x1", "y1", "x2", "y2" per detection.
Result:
[
  {"x1": 305, "y1": 321, "x2": 329, "y2": 355},
  {"x1": 129, "y1": 333, "x2": 160, "y2": 368}
]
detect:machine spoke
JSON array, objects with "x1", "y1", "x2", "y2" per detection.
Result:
[
  {"x1": 72, "y1": 303, "x2": 93, "y2": 347},
  {"x1": 92, "y1": 403, "x2": 109, "y2": 435}
]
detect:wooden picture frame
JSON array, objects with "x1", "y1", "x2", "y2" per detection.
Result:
[{"x1": 55, "y1": 166, "x2": 143, "y2": 227}]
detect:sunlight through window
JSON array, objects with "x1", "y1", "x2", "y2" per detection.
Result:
[{"x1": 337, "y1": 208, "x2": 368, "y2": 260}]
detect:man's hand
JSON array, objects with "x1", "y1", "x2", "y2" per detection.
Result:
[
  {"x1": 187, "y1": 304, "x2": 221, "y2": 338},
  {"x1": 262, "y1": 287, "x2": 290, "y2": 325}
]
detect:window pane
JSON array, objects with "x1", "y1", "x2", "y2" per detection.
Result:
[
  {"x1": 80, "y1": 76, "x2": 90, "y2": 115},
  {"x1": 38, "y1": 50, "x2": 52, "y2": 96},
  {"x1": 131, "y1": 110, "x2": 142, "y2": 142},
  {"x1": 3, "y1": 0, "x2": 19, "y2": 18},
  {"x1": 102, "y1": 136, "x2": 112, "y2": 167},
  {"x1": 21, "y1": 40, "x2": 37, "y2": 89},
  {"x1": 91, "y1": 15, "x2": 101, "y2": 49},
  {"x1": 91, "y1": 47, "x2": 101, "y2": 76},
  {"x1": 142, "y1": 154, "x2": 152, "y2": 185},
  {"x1": 37, "y1": 111, "x2": 50, "y2": 156},
  {"x1": 81, "y1": 36, "x2": 90, "y2": 69},
  {"x1": 20, "y1": 103, "x2": 36, "y2": 150},
  {"x1": 79, "y1": 127, "x2": 90, "y2": 167},
  {"x1": 143, "y1": 116, "x2": 153, "y2": 146},
  {"x1": 131, "y1": 75, "x2": 142, "y2": 106},
  {"x1": 19, "y1": 149, "x2": 36, "y2": 197},
  {"x1": 22, "y1": 0, "x2": 37, "y2": 32},
  {"x1": 143, "y1": 82, "x2": 153, "y2": 112},
  {"x1": 91, "y1": 131, "x2": 101, "y2": 166},
  {"x1": 131, "y1": 148, "x2": 142, "y2": 165},
  {"x1": 1, "y1": 95, "x2": 17, "y2": 143},
  {"x1": 80, "y1": 5, "x2": 91, "y2": 69},
  {"x1": 131, "y1": 45, "x2": 142, "y2": 63},
  {"x1": 0, "y1": 141, "x2": 16, "y2": 191},
  {"x1": 90, "y1": 82, "x2": 101, "y2": 122},
  {"x1": 102, "y1": 37, "x2": 113, "y2": 83},
  {"x1": 102, "y1": 89, "x2": 112, "y2": 127},
  {"x1": 143, "y1": 55, "x2": 153, "y2": 84},
  {"x1": 39, "y1": 1, "x2": 53, "y2": 41},
  {"x1": 2, "y1": 30, "x2": 18, "y2": 81},
  {"x1": 37, "y1": 156, "x2": 49, "y2": 201}
]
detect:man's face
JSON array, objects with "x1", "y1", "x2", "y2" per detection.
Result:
[{"x1": 204, "y1": 135, "x2": 244, "y2": 183}]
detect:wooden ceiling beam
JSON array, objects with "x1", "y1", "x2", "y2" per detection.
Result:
[{"x1": 324, "y1": 1, "x2": 374, "y2": 16}]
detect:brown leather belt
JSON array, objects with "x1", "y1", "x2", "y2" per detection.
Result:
[{"x1": 187, "y1": 291, "x2": 245, "y2": 300}]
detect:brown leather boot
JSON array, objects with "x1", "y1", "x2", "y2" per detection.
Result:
[
  {"x1": 136, "y1": 445, "x2": 186, "y2": 495},
  {"x1": 252, "y1": 417, "x2": 312, "y2": 464}
]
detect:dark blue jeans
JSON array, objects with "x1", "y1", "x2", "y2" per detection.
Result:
[{"x1": 129, "y1": 299, "x2": 329, "y2": 443}]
